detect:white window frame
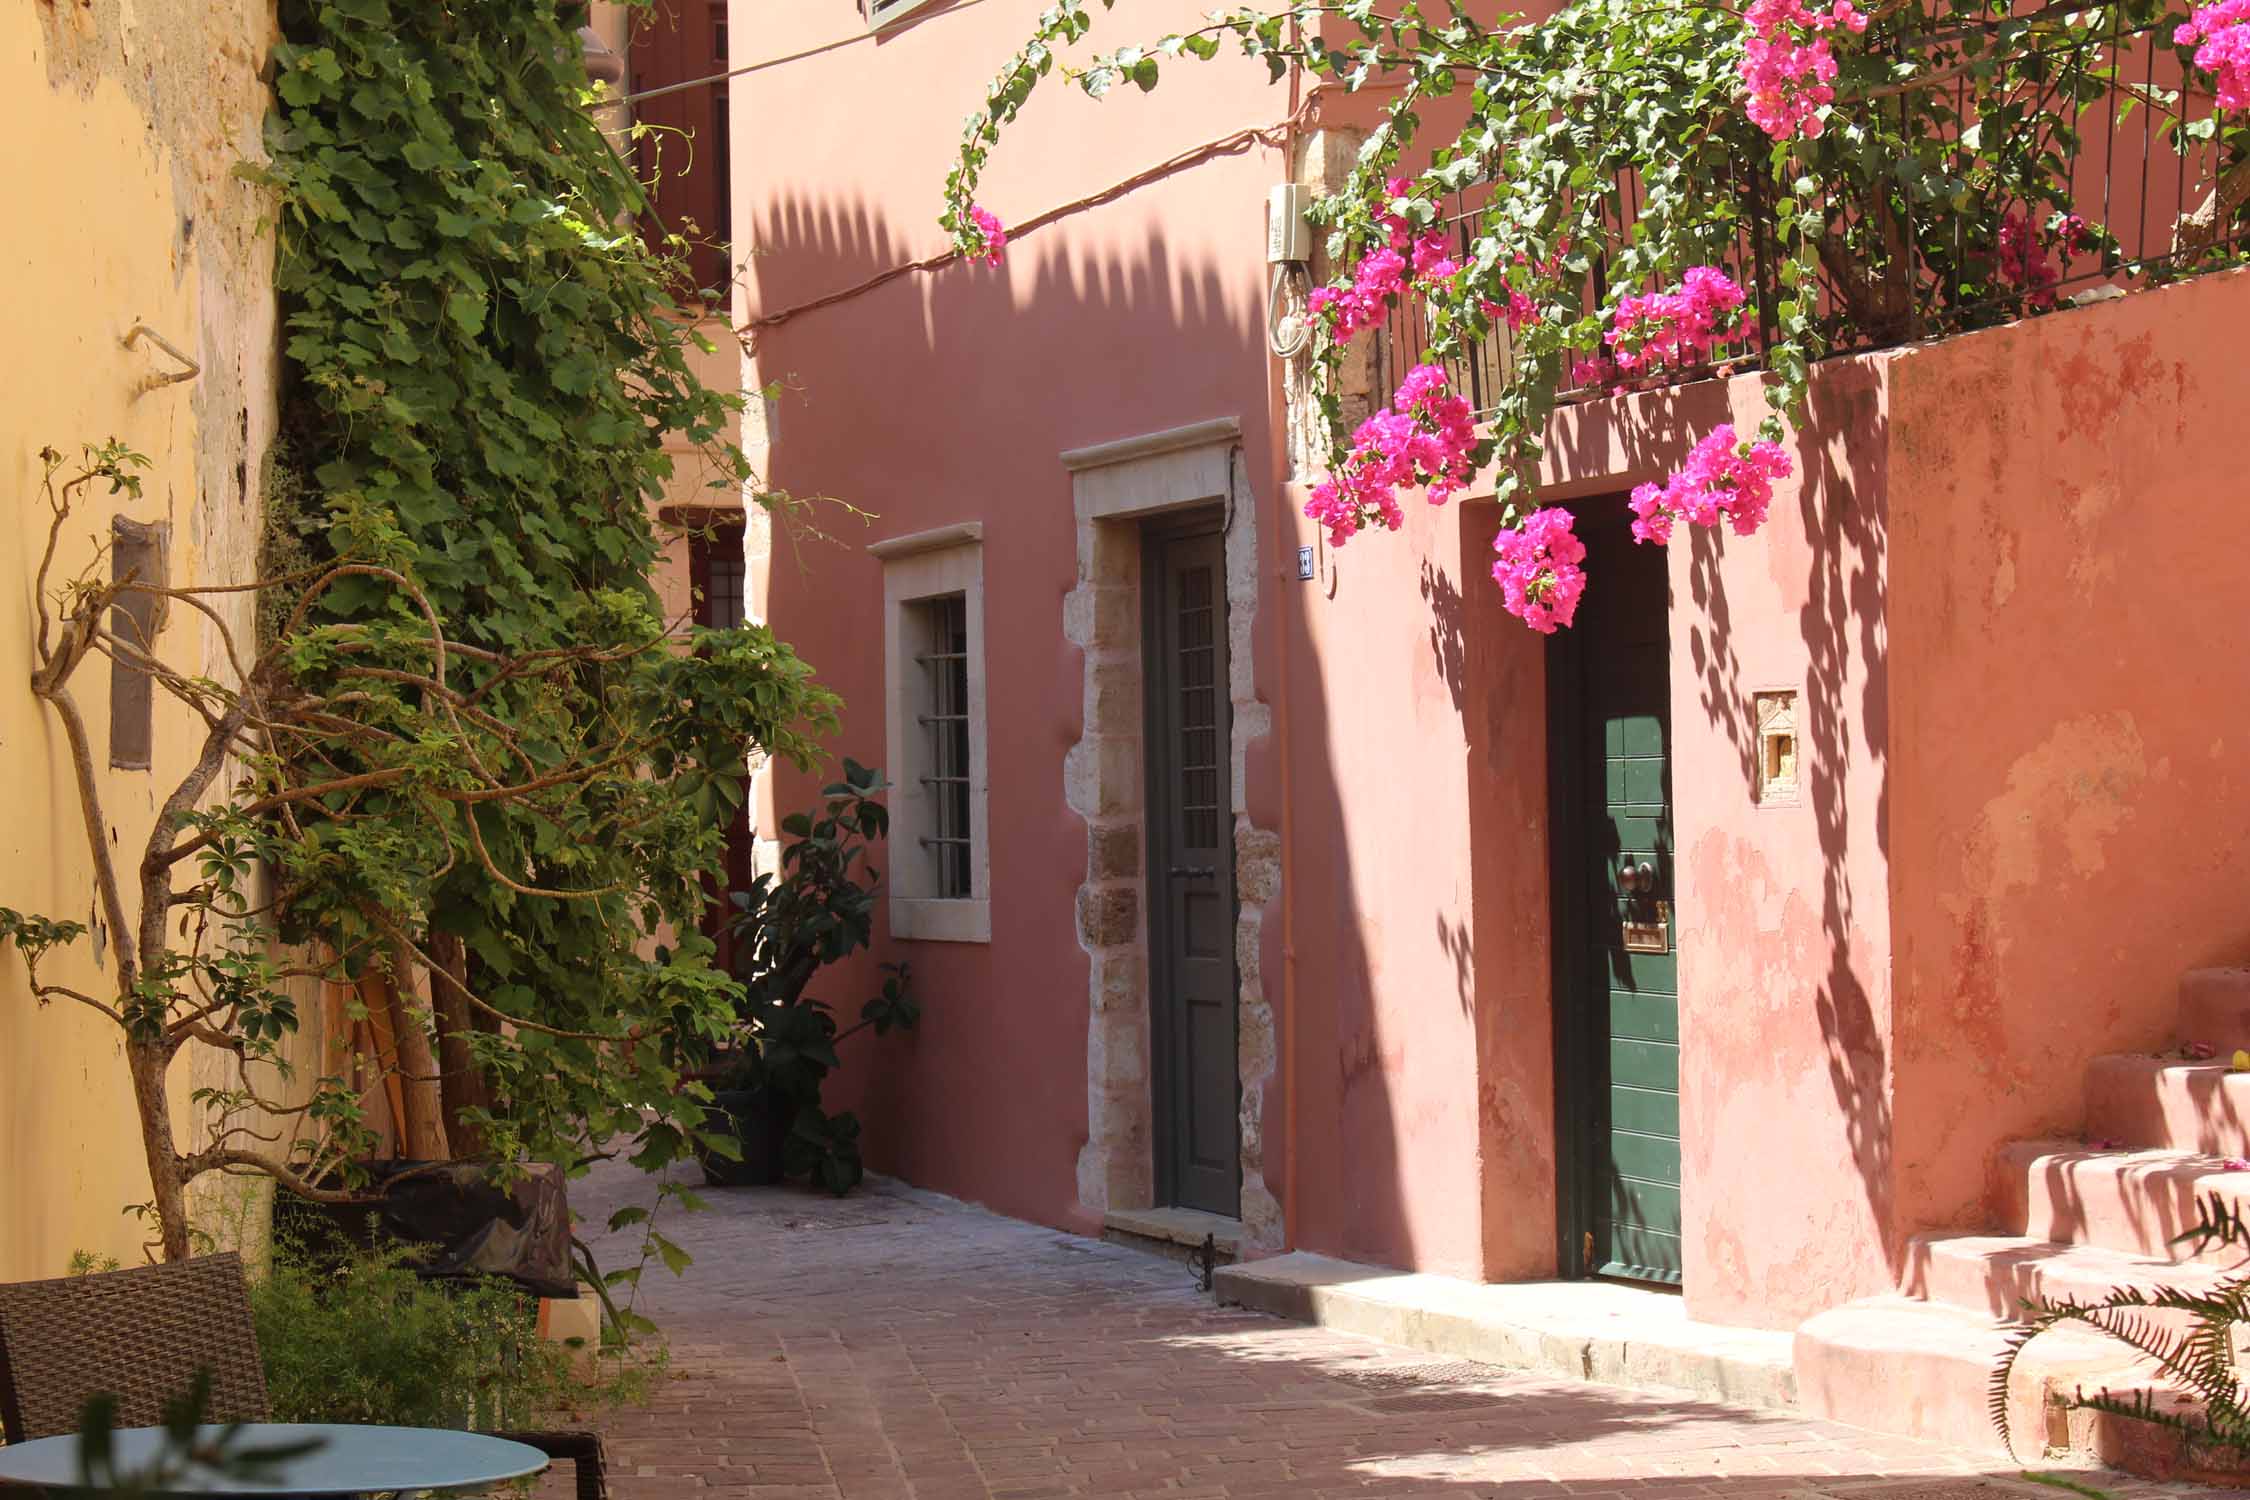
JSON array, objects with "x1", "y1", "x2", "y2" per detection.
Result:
[
  {"x1": 865, "y1": 0, "x2": 943, "y2": 31},
  {"x1": 873, "y1": 523, "x2": 990, "y2": 943}
]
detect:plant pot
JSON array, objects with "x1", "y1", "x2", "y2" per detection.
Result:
[{"x1": 700, "y1": 1086, "x2": 790, "y2": 1187}]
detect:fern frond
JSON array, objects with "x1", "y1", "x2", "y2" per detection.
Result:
[
  {"x1": 2171, "y1": 1190, "x2": 2250, "y2": 1257},
  {"x1": 1994, "y1": 1276, "x2": 2250, "y2": 1455}
]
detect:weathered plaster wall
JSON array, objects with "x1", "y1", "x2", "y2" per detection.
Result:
[
  {"x1": 1271, "y1": 491, "x2": 1498, "y2": 1279},
  {"x1": 1, "y1": 0, "x2": 286, "y2": 1279},
  {"x1": 1458, "y1": 505, "x2": 1562, "y2": 1281},
  {"x1": 726, "y1": 0, "x2": 2250, "y2": 1321},
  {"x1": 1885, "y1": 267, "x2": 2250, "y2": 1242},
  {"x1": 1526, "y1": 360, "x2": 1896, "y2": 1328},
  {"x1": 1514, "y1": 271, "x2": 2250, "y2": 1330}
]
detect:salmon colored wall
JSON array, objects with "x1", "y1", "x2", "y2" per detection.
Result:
[
  {"x1": 1514, "y1": 271, "x2": 2250, "y2": 1330},
  {"x1": 1885, "y1": 266, "x2": 2250, "y2": 1243},
  {"x1": 1272, "y1": 490, "x2": 1497, "y2": 1279},
  {"x1": 731, "y1": 0, "x2": 1298, "y2": 1237},
  {"x1": 1458, "y1": 506, "x2": 1562, "y2": 1281},
  {"x1": 1524, "y1": 362, "x2": 1896, "y2": 1328},
  {"x1": 729, "y1": 0, "x2": 2250, "y2": 1321}
]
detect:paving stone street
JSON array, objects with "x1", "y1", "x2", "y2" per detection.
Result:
[{"x1": 545, "y1": 1163, "x2": 2250, "y2": 1500}]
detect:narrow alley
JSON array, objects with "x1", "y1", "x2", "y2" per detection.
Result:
[{"x1": 559, "y1": 1164, "x2": 2244, "y2": 1500}]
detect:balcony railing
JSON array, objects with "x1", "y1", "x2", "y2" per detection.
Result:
[{"x1": 1376, "y1": 17, "x2": 2246, "y2": 412}]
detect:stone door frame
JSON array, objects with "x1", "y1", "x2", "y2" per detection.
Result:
[{"x1": 1060, "y1": 418, "x2": 1282, "y2": 1250}]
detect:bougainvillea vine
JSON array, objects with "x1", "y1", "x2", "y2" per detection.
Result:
[{"x1": 942, "y1": 0, "x2": 2244, "y2": 631}]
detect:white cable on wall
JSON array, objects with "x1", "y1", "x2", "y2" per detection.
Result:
[{"x1": 1267, "y1": 261, "x2": 1314, "y2": 360}]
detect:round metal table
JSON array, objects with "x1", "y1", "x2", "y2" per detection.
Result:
[{"x1": 0, "y1": 1423, "x2": 549, "y2": 1496}]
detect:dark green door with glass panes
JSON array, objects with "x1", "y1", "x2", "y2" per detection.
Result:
[
  {"x1": 1144, "y1": 519, "x2": 1239, "y2": 1217},
  {"x1": 1551, "y1": 503, "x2": 1681, "y2": 1285}
]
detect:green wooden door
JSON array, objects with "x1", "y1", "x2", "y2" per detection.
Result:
[{"x1": 1553, "y1": 506, "x2": 1681, "y2": 1285}]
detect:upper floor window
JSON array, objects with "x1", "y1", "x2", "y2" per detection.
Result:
[
  {"x1": 866, "y1": 0, "x2": 943, "y2": 28},
  {"x1": 628, "y1": 1, "x2": 733, "y2": 299},
  {"x1": 689, "y1": 521, "x2": 748, "y2": 630}
]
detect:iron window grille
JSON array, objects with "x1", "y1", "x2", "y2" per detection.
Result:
[{"x1": 912, "y1": 593, "x2": 974, "y2": 900}]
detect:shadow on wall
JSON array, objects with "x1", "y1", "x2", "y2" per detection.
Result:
[
  {"x1": 738, "y1": 181, "x2": 1432, "y2": 1260},
  {"x1": 1602, "y1": 367, "x2": 1898, "y2": 1287}
]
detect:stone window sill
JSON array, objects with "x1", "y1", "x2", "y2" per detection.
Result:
[{"x1": 891, "y1": 897, "x2": 990, "y2": 944}]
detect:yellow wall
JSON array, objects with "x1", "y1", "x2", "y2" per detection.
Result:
[{"x1": 0, "y1": 1, "x2": 297, "y2": 1281}]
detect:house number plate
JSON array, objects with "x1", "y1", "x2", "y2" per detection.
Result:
[{"x1": 1621, "y1": 901, "x2": 1670, "y2": 955}]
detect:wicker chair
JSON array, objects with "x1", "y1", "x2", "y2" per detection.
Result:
[{"x1": 0, "y1": 1252, "x2": 607, "y2": 1499}]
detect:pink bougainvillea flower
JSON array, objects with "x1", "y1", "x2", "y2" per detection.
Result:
[
  {"x1": 1570, "y1": 353, "x2": 1621, "y2": 389},
  {"x1": 2226, "y1": 1156, "x2": 2250, "y2": 1172},
  {"x1": 1411, "y1": 229, "x2": 1460, "y2": 283},
  {"x1": 1303, "y1": 364, "x2": 1479, "y2": 547},
  {"x1": 1482, "y1": 287, "x2": 1539, "y2": 334},
  {"x1": 1996, "y1": 210, "x2": 2098, "y2": 307},
  {"x1": 1605, "y1": 268, "x2": 1747, "y2": 373},
  {"x1": 2179, "y1": 0, "x2": 2250, "y2": 108},
  {"x1": 963, "y1": 205, "x2": 1007, "y2": 267},
  {"x1": 1740, "y1": 0, "x2": 1867, "y2": 140},
  {"x1": 1491, "y1": 507, "x2": 1589, "y2": 634},
  {"x1": 1305, "y1": 183, "x2": 1473, "y2": 342},
  {"x1": 1995, "y1": 211, "x2": 2059, "y2": 306},
  {"x1": 2181, "y1": 1039, "x2": 2220, "y2": 1061},
  {"x1": 1627, "y1": 424, "x2": 1793, "y2": 546}
]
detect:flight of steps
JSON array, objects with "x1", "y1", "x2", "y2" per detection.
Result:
[{"x1": 1795, "y1": 966, "x2": 2250, "y2": 1478}]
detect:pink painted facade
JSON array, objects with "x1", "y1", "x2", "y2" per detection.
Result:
[{"x1": 720, "y1": 0, "x2": 2250, "y2": 1339}]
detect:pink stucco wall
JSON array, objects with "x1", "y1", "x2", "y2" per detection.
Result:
[
  {"x1": 1522, "y1": 270, "x2": 2250, "y2": 1330},
  {"x1": 1885, "y1": 267, "x2": 2250, "y2": 1246},
  {"x1": 1523, "y1": 363, "x2": 1897, "y2": 1327},
  {"x1": 1271, "y1": 492, "x2": 1535, "y2": 1280},
  {"x1": 732, "y1": 0, "x2": 1296, "y2": 1239},
  {"x1": 734, "y1": 0, "x2": 2250, "y2": 1328}
]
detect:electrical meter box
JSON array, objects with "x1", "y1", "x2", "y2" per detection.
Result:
[{"x1": 1267, "y1": 183, "x2": 1313, "y2": 264}]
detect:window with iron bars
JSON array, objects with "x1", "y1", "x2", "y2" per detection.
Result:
[{"x1": 911, "y1": 593, "x2": 974, "y2": 900}]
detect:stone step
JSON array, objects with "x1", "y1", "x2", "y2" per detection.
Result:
[
  {"x1": 2179, "y1": 966, "x2": 2250, "y2": 1049},
  {"x1": 1214, "y1": 1251, "x2": 1797, "y2": 1409},
  {"x1": 1794, "y1": 1294, "x2": 2162, "y2": 1458},
  {"x1": 1902, "y1": 1232, "x2": 2234, "y2": 1322},
  {"x1": 2084, "y1": 1053, "x2": 2250, "y2": 1157},
  {"x1": 1998, "y1": 1140, "x2": 2250, "y2": 1264}
]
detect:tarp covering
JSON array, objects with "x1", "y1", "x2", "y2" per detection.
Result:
[{"x1": 277, "y1": 1160, "x2": 576, "y2": 1300}]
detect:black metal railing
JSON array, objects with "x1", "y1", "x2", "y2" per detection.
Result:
[{"x1": 1374, "y1": 18, "x2": 2244, "y2": 412}]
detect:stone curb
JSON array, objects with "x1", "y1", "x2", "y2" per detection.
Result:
[{"x1": 1215, "y1": 1250, "x2": 1799, "y2": 1410}]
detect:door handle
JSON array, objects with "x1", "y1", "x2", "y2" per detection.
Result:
[
  {"x1": 1168, "y1": 865, "x2": 1217, "y2": 880},
  {"x1": 1619, "y1": 860, "x2": 1655, "y2": 894}
]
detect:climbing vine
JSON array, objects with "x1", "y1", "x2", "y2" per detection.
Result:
[
  {"x1": 247, "y1": 0, "x2": 844, "y2": 1228},
  {"x1": 0, "y1": 0, "x2": 838, "y2": 1268},
  {"x1": 943, "y1": 0, "x2": 2248, "y2": 630}
]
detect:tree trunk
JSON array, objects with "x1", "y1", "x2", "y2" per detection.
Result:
[
  {"x1": 371, "y1": 953, "x2": 450, "y2": 1162},
  {"x1": 128, "y1": 1038, "x2": 191, "y2": 1261},
  {"x1": 426, "y1": 930, "x2": 494, "y2": 1160}
]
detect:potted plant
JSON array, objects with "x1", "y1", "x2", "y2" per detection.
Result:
[{"x1": 695, "y1": 761, "x2": 921, "y2": 1192}]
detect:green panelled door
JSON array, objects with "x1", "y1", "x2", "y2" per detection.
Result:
[{"x1": 1565, "y1": 507, "x2": 1682, "y2": 1285}]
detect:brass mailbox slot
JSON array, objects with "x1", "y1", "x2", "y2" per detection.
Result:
[
  {"x1": 1622, "y1": 900, "x2": 1670, "y2": 955},
  {"x1": 1755, "y1": 690, "x2": 1800, "y2": 805}
]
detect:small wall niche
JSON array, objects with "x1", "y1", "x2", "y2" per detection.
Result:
[
  {"x1": 108, "y1": 517, "x2": 170, "y2": 771},
  {"x1": 1754, "y1": 689, "x2": 1799, "y2": 805}
]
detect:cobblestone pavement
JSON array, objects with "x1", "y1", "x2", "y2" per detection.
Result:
[{"x1": 541, "y1": 1163, "x2": 2249, "y2": 1500}]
